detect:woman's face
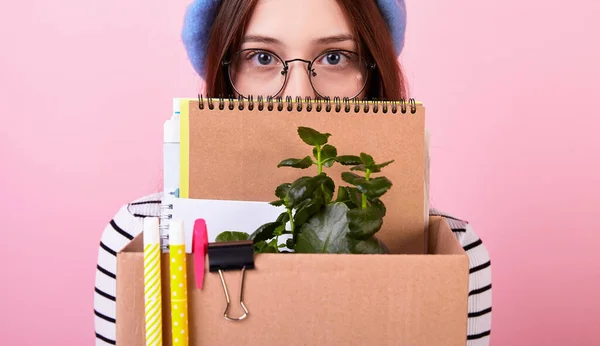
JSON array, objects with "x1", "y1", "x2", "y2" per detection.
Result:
[{"x1": 227, "y1": 0, "x2": 370, "y2": 99}]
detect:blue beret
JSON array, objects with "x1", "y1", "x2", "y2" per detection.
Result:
[{"x1": 181, "y1": 0, "x2": 406, "y2": 78}]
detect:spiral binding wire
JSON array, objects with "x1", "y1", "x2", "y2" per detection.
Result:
[
  {"x1": 159, "y1": 202, "x2": 173, "y2": 251},
  {"x1": 197, "y1": 94, "x2": 418, "y2": 114}
]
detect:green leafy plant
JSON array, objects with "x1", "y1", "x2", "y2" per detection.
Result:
[{"x1": 215, "y1": 126, "x2": 394, "y2": 254}]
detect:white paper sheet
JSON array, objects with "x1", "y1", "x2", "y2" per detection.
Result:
[{"x1": 169, "y1": 197, "x2": 287, "y2": 253}]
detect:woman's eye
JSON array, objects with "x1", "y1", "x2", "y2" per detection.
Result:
[
  {"x1": 246, "y1": 51, "x2": 277, "y2": 66},
  {"x1": 325, "y1": 53, "x2": 341, "y2": 65},
  {"x1": 255, "y1": 53, "x2": 273, "y2": 65},
  {"x1": 318, "y1": 51, "x2": 349, "y2": 66}
]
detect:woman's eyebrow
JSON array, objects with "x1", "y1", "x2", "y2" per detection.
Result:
[
  {"x1": 241, "y1": 34, "x2": 355, "y2": 46},
  {"x1": 312, "y1": 34, "x2": 354, "y2": 45},
  {"x1": 242, "y1": 35, "x2": 283, "y2": 45}
]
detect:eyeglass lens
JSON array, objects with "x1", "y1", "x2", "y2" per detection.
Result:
[{"x1": 227, "y1": 49, "x2": 369, "y2": 98}]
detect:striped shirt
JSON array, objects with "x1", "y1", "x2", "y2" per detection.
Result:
[{"x1": 94, "y1": 193, "x2": 492, "y2": 345}]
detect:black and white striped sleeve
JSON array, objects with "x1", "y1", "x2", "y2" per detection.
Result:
[
  {"x1": 94, "y1": 195, "x2": 162, "y2": 345},
  {"x1": 444, "y1": 216, "x2": 492, "y2": 345}
]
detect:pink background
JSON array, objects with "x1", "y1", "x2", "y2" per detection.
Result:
[{"x1": 1, "y1": 0, "x2": 599, "y2": 345}]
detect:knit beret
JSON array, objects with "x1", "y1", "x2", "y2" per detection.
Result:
[{"x1": 181, "y1": 0, "x2": 406, "y2": 78}]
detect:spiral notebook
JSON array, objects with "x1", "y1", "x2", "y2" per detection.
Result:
[{"x1": 177, "y1": 96, "x2": 427, "y2": 254}]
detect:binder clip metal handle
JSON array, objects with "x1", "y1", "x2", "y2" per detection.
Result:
[
  {"x1": 207, "y1": 240, "x2": 255, "y2": 322},
  {"x1": 218, "y1": 267, "x2": 249, "y2": 321}
]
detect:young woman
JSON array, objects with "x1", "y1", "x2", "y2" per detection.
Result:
[{"x1": 93, "y1": 1, "x2": 492, "y2": 345}]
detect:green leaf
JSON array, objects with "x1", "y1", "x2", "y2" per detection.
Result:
[
  {"x1": 254, "y1": 240, "x2": 267, "y2": 252},
  {"x1": 313, "y1": 144, "x2": 337, "y2": 168},
  {"x1": 350, "y1": 160, "x2": 395, "y2": 173},
  {"x1": 341, "y1": 172, "x2": 366, "y2": 186},
  {"x1": 274, "y1": 224, "x2": 286, "y2": 236},
  {"x1": 293, "y1": 195, "x2": 323, "y2": 226},
  {"x1": 294, "y1": 198, "x2": 312, "y2": 211},
  {"x1": 270, "y1": 239, "x2": 282, "y2": 252},
  {"x1": 347, "y1": 187, "x2": 363, "y2": 208},
  {"x1": 335, "y1": 186, "x2": 350, "y2": 203},
  {"x1": 334, "y1": 186, "x2": 358, "y2": 209},
  {"x1": 375, "y1": 160, "x2": 394, "y2": 170},
  {"x1": 349, "y1": 164, "x2": 367, "y2": 172},
  {"x1": 269, "y1": 200, "x2": 284, "y2": 207},
  {"x1": 276, "y1": 211, "x2": 290, "y2": 224},
  {"x1": 312, "y1": 173, "x2": 335, "y2": 203},
  {"x1": 286, "y1": 238, "x2": 295, "y2": 249},
  {"x1": 350, "y1": 237, "x2": 389, "y2": 254},
  {"x1": 356, "y1": 176, "x2": 393, "y2": 198},
  {"x1": 285, "y1": 176, "x2": 318, "y2": 207},
  {"x1": 336, "y1": 155, "x2": 362, "y2": 165},
  {"x1": 297, "y1": 127, "x2": 331, "y2": 146},
  {"x1": 321, "y1": 145, "x2": 337, "y2": 158},
  {"x1": 215, "y1": 231, "x2": 250, "y2": 242},
  {"x1": 312, "y1": 146, "x2": 335, "y2": 160},
  {"x1": 277, "y1": 156, "x2": 313, "y2": 169},
  {"x1": 360, "y1": 153, "x2": 375, "y2": 167},
  {"x1": 275, "y1": 183, "x2": 291, "y2": 199},
  {"x1": 250, "y1": 221, "x2": 282, "y2": 243},
  {"x1": 346, "y1": 206, "x2": 383, "y2": 240},
  {"x1": 262, "y1": 241, "x2": 279, "y2": 253},
  {"x1": 322, "y1": 157, "x2": 336, "y2": 168},
  {"x1": 369, "y1": 198, "x2": 387, "y2": 217},
  {"x1": 295, "y1": 202, "x2": 352, "y2": 253}
]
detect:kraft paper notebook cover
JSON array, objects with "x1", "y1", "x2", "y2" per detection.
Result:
[{"x1": 181, "y1": 97, "x2": 427, "y2": 254}]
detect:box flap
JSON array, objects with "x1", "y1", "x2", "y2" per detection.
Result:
[
  {"x1": 427, "y1": 216, "x2": 466, "y2": 255},
  {"x1": 119, "y1": 232, "x2": 143, "y2": 253}
]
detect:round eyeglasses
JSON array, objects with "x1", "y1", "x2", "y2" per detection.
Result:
[{"x1": 221, "y1": 48, "x2": 376, "y2": 99}]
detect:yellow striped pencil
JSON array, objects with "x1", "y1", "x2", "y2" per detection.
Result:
[
  {"x1": 144, "y1": 217, "x2": 163, "y2": 346},
  {"x1": 169, "y1": 220, "x2": 189, "y2": 346}
]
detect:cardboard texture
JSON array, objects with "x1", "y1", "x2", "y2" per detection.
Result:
[
  {"x1": 116, "y1": 216, "x2": 469, "y2": 346},
  {"x1": 185, "y1": 99, "x2": 426, "y2": 254}
]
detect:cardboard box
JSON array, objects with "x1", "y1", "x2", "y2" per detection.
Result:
[{"x1": 116, "y1": 215, "x2": 469, "y2": 345}]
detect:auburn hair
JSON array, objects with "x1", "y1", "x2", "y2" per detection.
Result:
[{"x1": 202, "y1": 0, "x2": 409, "y2": 100}]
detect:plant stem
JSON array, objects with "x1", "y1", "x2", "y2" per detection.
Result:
[
  {"x1": 287, "y1": 207, "x2": 296, "y2": 244},
  {"x1": 287, "y1": 208, "x2": 295, "y2": 232},
  {"x1": 361, "y1": 169, "x2": 372, "y2": 209},
  {"x1": 316, "y1": 144, "x2": 322, "y2": 174}
]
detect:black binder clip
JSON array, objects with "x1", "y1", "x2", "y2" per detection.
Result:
[{"x1": 207, "y1": 240, "x2": 254, "y2": 321}]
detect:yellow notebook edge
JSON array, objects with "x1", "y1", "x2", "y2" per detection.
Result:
[{"x1": 178, "y1": 98, "x2": 194, "y2": 199}]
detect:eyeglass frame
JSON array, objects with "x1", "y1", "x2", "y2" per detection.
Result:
[{"x1": 221, "y1": 48, "x2": 377, "y2": 100}]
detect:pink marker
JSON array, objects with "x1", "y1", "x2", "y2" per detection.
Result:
[{"x1": 192, "y1": 218, "x2": 209, "y2": 290}]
